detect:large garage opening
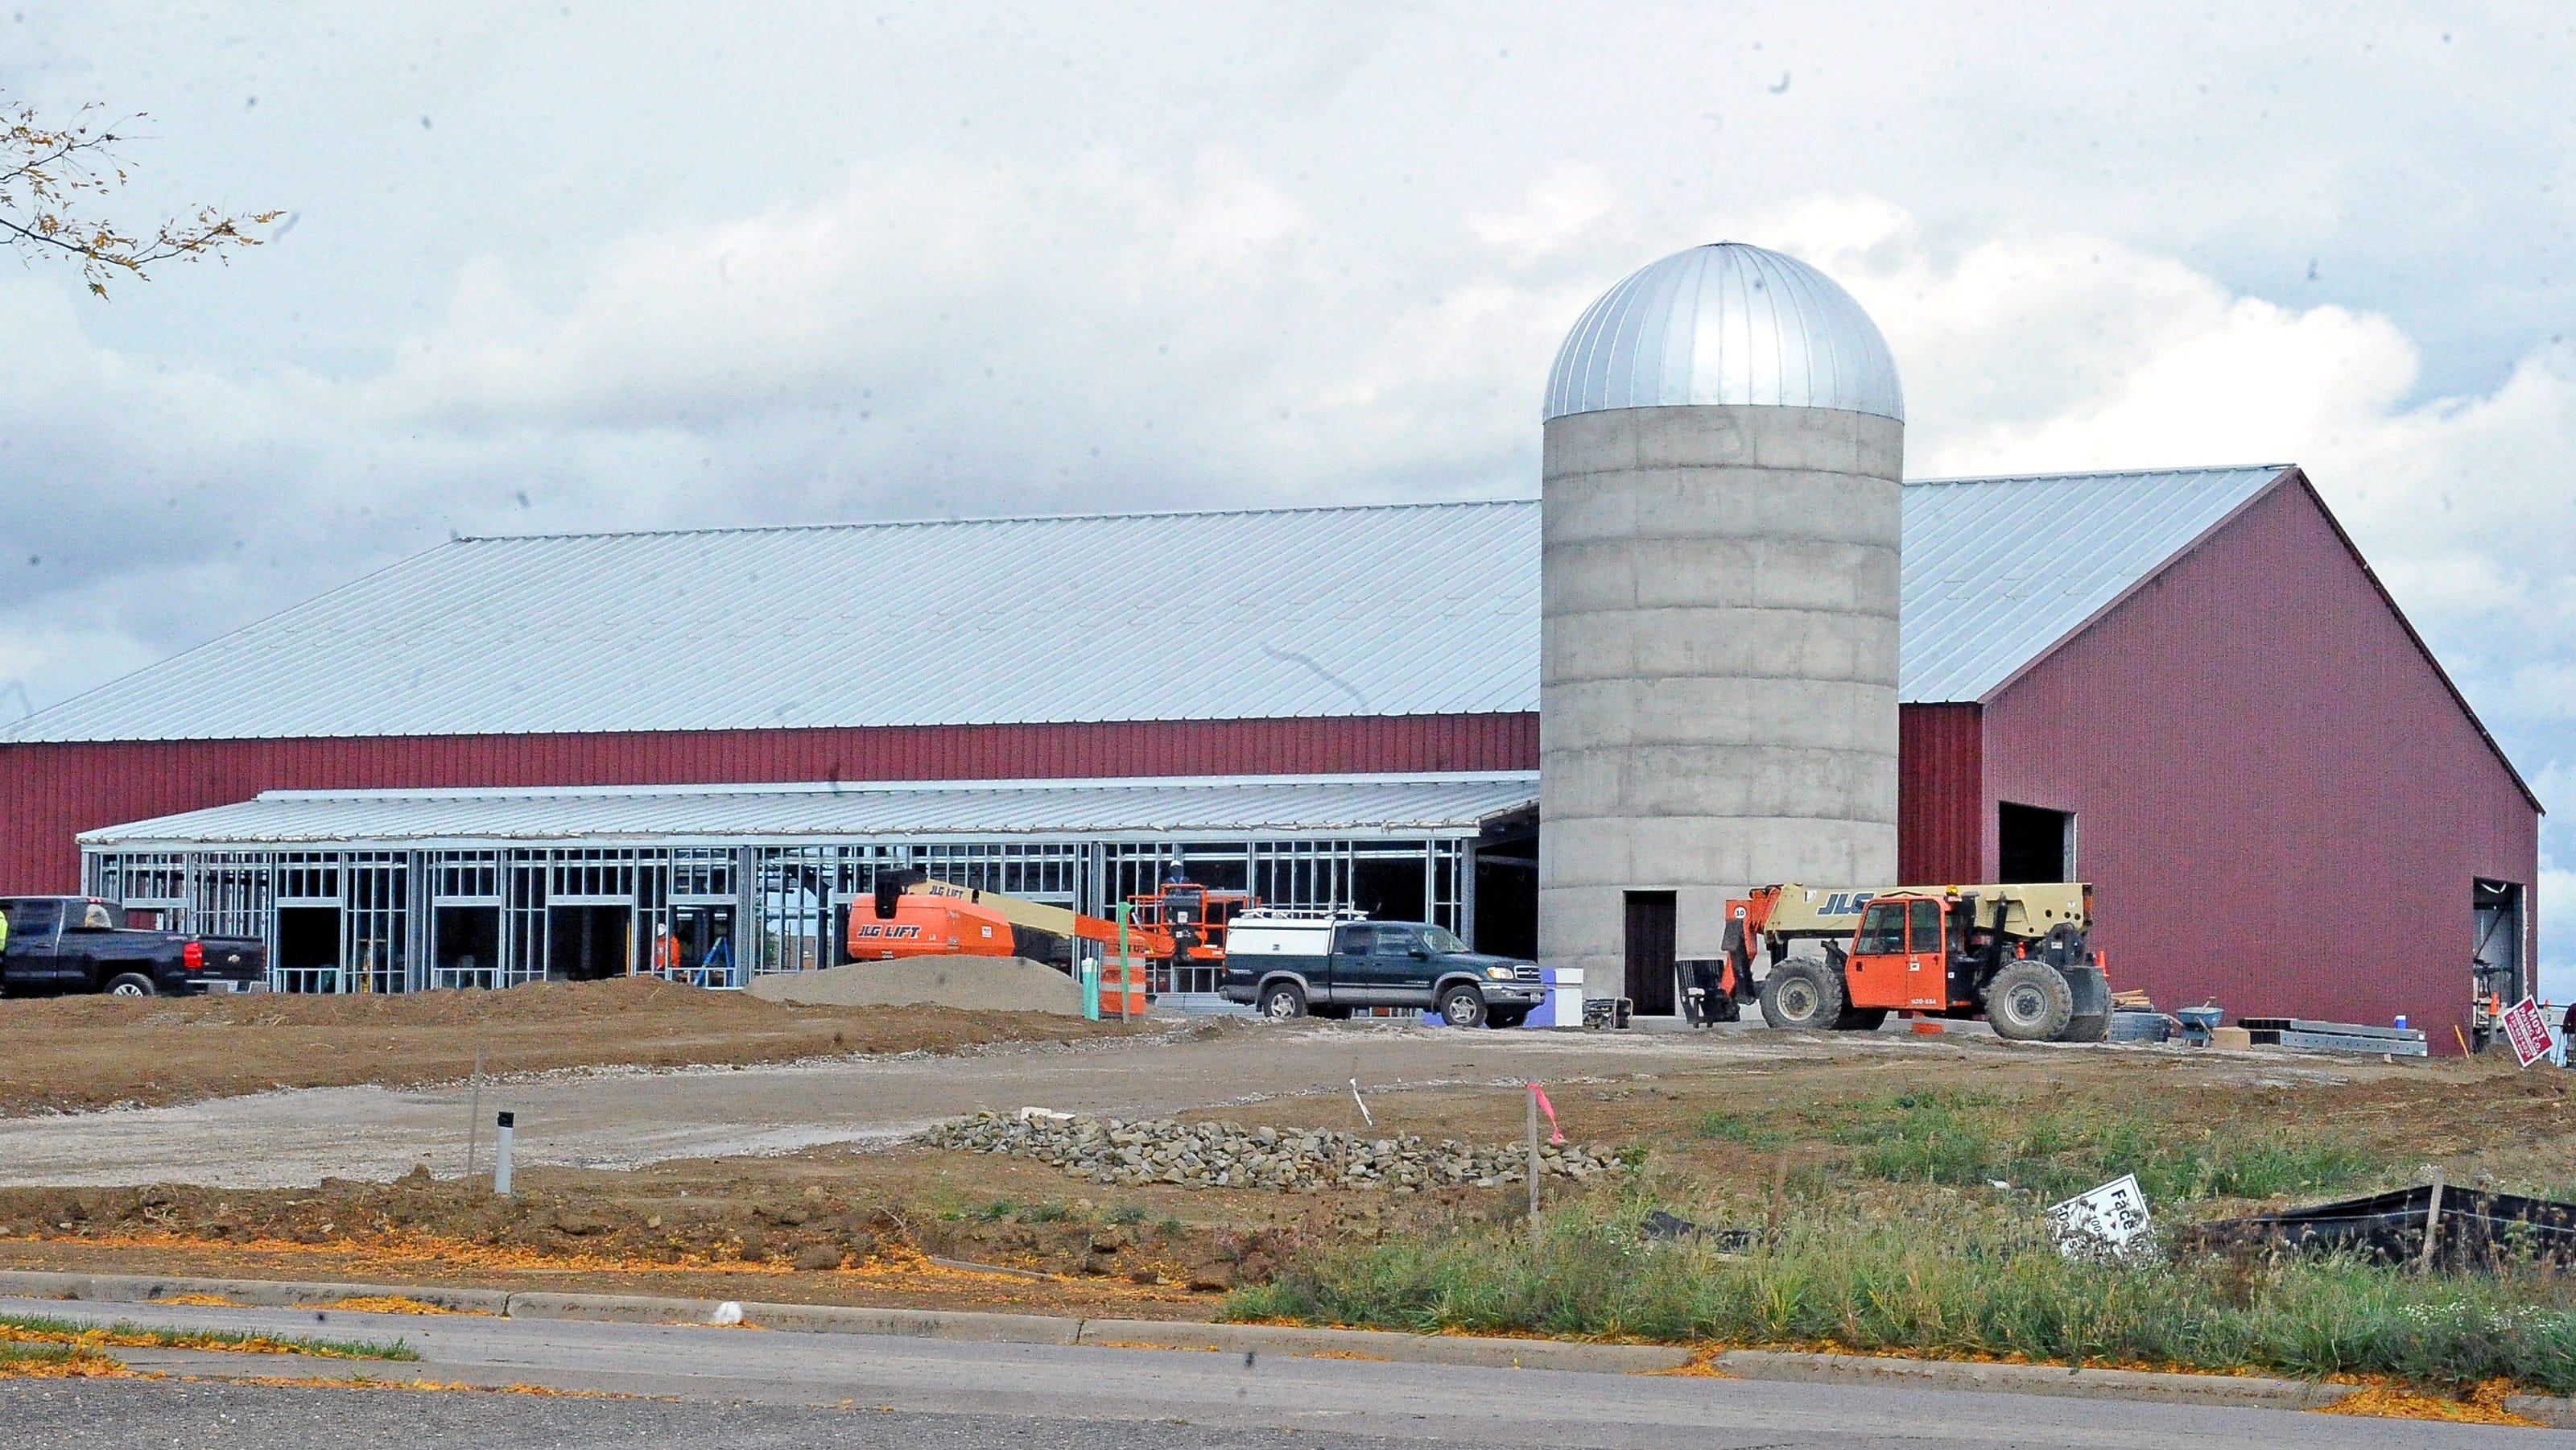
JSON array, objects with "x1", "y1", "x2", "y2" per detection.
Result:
[
  {"x1": 549, "y1": 903, "x2": 632, "y2": 981},
  {"x1": 1998, "y1": 803, "x2": 2074, "y2": 882},
  {"x1": 1624, "y1": 890, "x2": 1676, "y2": 1016}
]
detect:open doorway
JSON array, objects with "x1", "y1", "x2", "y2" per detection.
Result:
[
  {"x1": 275, "y1": 906, "x2": 341, "y2": 991},
  {"x1": 1472, "y1": 809, "x2": 1538, "y2": 959},
  {"x1": 548, "y1": 903, "x2": 632, "y2": 981},
  {"x1": 1998, "y1": 803, "x2": 2074, "y2": 882},
  {"x1": 665, "y1": 904, "x2": 735, "y2": 985},
  {"x1": 1624, "y1": 890, "x2": 1677, "y2": 1016},
  {"x1": 433, "y1": 906, "x2": 502, "y2": 988},
  {"x1": 2474, "y1": 878, "x2": 2524, "y2": 1014}
]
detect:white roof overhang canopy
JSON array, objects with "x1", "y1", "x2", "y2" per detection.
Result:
[{"x1": 79, "y1": 773, "x2": 1542, "y2": 853}]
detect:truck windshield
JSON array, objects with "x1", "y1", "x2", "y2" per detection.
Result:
[{"x1": 1422, "y1": 926, "x2": 1468, "y2": 954}]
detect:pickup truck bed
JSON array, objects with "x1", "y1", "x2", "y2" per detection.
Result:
[{"x1": 1, "y1": 896, "x2": 268, "y2": 998}]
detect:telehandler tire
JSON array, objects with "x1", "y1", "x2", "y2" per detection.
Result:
[
  {"x1": 1758, "y1": 960, "x2": 1844, "y2": 1031},
  {"x1": 2058, "y1": 1012, "x2": 2110, "y2": 1043},
  {"x1": 1834, "y1": 1007, "x2": 1890, "y2": 1032},
  {"x1": 1986, "y1": 960, "x2": 2073, "y2": 1042}
]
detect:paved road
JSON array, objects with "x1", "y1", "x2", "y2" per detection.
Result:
[
  {"x1": 2, "y1": 1295, "x2": 2554, "y2": 1448},
  {"x1": 0, "y1": 1021, "x2": 1882, "y2": 1188},
  {"x1": 0, "y1": 1018, "x2": 2368, "y2": 1190}
]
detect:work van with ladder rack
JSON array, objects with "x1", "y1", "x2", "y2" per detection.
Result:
[{"x1": 1220, "y1": 907, "x2": 1544, "y2": 1028}]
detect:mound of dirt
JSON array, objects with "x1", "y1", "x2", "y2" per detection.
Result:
[
  {"x1": 0, "y1": 976, "x2": 1134, "y2": 1116},
  {"x1": 747, "y1": 958, "x2": 1086, "y2": 1014}
]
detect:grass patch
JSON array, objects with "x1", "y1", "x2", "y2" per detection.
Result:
[
  {"x1": 0, "y1": 1312, "x2": 417, "y2": 1361},
  {"x1": 1814, "y1": 1092, "x2": 2378, "y2": 1201},
  {"x1": 1228, "y1": 1192, "x2": 2576, "y2": 1394},
  {"x1": 1691, "y1": 1109, "x2": 1788, "y2": 1150},
  {"x1": 0, "y1": 1339, "x2": 90, "y2": 1369}
]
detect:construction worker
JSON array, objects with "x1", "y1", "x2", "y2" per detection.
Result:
[
  {"x1": 2558, "y1": 1000, "x2": 2575, "y2": 1068},
  {"x1": 0, "y1": 901, "x2": 10, "y2": 960}
]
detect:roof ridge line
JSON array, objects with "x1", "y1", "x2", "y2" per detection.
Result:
[
  {"x1": 456, "y1": 496, "x2": 1543, "y2": 544},
  {"x1": 1904, "y1": 463, "x2": 2292, "y2": 487}
]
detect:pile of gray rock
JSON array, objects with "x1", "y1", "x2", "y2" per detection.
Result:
[{"x1": 919, "y1": 1108, "x2": 1617, "y2": 1193}]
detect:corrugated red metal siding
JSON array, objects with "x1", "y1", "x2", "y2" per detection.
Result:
[
  {"x1": 1898, "y1": 703, "x2": 1983, "y2": 884},
  {"x1": 1980, "y1": 477, "x2": 2538, "y2": 1052},
  {"x1": 0, "y1": 712, "x2": 1542, "y2": 891}
]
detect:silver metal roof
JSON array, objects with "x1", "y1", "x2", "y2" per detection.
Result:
[
  {"x1": 1544, "y1": 243, "x2": 1904, "y2": 423},
  {"x1": 6, "y1": 501, "x2": 1540, "y2": 742},
  {"x1": 1900, "y1": 465, "x2": 2291, "y2": 701},
  {"x1": 13, "y1": 468, "x2": 2299, "y2": 744},
  {"x1": 78, "y1": 772, "x2": 1543, "y2": 849}
]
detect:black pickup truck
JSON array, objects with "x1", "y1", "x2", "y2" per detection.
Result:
[{"x1": 0, "y1": 897, "x2": 268, "y2": 998}]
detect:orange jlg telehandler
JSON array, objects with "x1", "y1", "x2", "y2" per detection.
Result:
[{"x1": 1695, "y1": 882, "x2": 2111, "y2": 1043}]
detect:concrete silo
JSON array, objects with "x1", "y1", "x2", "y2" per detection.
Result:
[{"x1": 1538, "y1": 242, "x2": 1904, "y2": 1014}]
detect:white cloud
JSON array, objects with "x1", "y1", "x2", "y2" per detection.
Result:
[{"x1": 4, "y1": 2, "x2": 2573, "y2": 977}]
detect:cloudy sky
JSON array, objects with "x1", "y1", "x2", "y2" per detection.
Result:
[{"x1": 6, "y1": 4, "x2": 2574, "y2": 977}]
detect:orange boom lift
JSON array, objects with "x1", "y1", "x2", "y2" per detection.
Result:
[{"x1": 853, "y1": 870, "x2": 1211, "y2": 1014}]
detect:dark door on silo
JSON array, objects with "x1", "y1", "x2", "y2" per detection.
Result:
[{"x1": 1624, "y1": 891, "x2": 1677, "y2": 1016}]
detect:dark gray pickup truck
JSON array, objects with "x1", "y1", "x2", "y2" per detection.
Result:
[
  {"x1": 0, "y1": 896, "x2": 267, "y2": 998},
  {"x1": 1219, "y1": 915, "x2": 1545, "y2": 1028}
]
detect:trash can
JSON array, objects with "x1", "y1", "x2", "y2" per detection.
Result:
[{"x1": 1536, "y1": 966, "x2": 1583, "y2": 1027}]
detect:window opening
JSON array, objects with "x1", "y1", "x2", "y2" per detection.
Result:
[{"x1": 1856, "y1": 902, "x2": 1906, "y2": 956}]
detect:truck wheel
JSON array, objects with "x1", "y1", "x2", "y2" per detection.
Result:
[
  {"x1": 1488, "y1": 1006, "x2": 1530, "y2": 1029},
  {"x1": 1257, "y1": 981, "x2": 1307, "y2": 1020},
  {"x1": 1438, "y1": 985, "x2": 1487, "y2": 1029},
  {"x1": 1834, "y1": 1007, "x2": 1890, "y2": 1031},
  {"x1": 2058, "y1": 1012, "x2": 2110, "y2": 1043},
  {"x1": 1987, "y1": 961, "x2": 2073, "y2": 1042},
  {"x1": 104, "y1": 972, "x2": 157, "y2": 998},
  {"x1": 1758, "y1": 960, "x2": 1843, "y2": 1031}
]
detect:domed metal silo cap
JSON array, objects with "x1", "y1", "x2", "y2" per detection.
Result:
[{"x1": 1544, "y1": 242, "x2": 1904, "y2": 423}]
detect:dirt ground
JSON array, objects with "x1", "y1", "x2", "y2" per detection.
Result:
[
  {"x1": 0, "y1": 977, "x2": 1151, "y2": 1116},
  {"x1": 4, "y1": 1022, "x2": 2573, "y2": 1322}
]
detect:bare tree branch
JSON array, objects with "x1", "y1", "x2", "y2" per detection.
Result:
[{"x1": 0, "y1": 98, "x2": 279, "y2": 298}]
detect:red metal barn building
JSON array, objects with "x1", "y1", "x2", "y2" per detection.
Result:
[
  {"x1": 0, "y1": 467, "x2": 2537, "y2": 1044},
  {"x1": 1895, "y1": 465, "x2": 2537, "y2": 1050}
]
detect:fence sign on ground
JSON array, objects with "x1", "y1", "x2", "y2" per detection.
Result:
[
  {"x1": 2501, "y1": 996, "x2": 2553, "y2": 1068},
  {"x1": 2047, "y1": 1173, "x2": 2152, "y2": 1258}
]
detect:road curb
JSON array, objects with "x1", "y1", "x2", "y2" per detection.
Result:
[
  {"x1": 6, "y1": 1267, "x2": 2572, "y2": 1423},
  {"x1": 1709, "y1": 1349, "x2": 2350, "y2": 1409},
  {"x1": 0, "y1": 1270, "x2": 510, "y2": 1316}
]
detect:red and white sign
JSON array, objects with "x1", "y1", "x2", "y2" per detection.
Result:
[{"x1": 2500, "y1": 996, "x2": 2554, "y2": 1068}]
